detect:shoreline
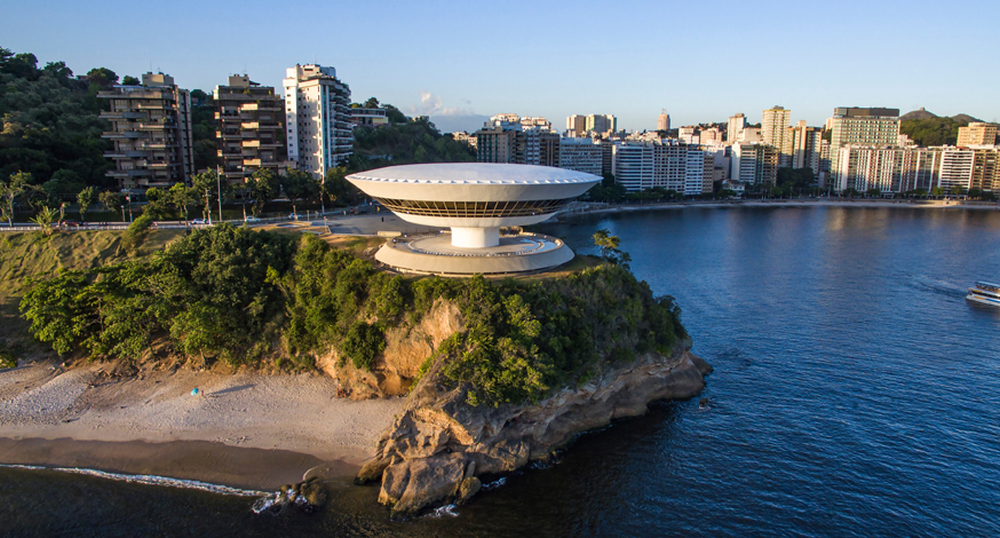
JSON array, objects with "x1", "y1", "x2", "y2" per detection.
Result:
[
  {"x1": 0, "y1": 360, "x2": 405, "y2": 490},
  {"x1": 559, "y1": 197, "x2": 1000, "y2": 220}
]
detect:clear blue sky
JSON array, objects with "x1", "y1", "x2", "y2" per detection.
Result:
[{"x1": 4, "y1": 0, "x2": 998, "y2": 132}]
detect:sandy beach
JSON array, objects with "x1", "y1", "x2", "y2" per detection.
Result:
[{"x1": 0, "y1": 360, "x2": 405, "y2": 489}]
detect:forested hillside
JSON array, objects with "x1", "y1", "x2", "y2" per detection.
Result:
[{"x1": 0, "y1": 48, "x2": 120, "y2": 195}]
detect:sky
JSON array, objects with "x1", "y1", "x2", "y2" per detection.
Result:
[{"x1": 4, "y1": 0, "x2": 999, "y2": 133}]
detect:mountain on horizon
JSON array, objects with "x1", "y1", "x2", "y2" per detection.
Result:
[{"x1": 900, "y1": 108, "x2": 982, "y2": 123}]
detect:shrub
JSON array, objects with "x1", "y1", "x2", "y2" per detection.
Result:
[{"x1": 342, "y1": 321, "x2": 385, "y2": 371}]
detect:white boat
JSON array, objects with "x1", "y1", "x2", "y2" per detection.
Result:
[{"x1": 966, "y1": 281, "x2": 1000, "y2": 307}]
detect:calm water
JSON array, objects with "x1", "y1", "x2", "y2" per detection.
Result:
[{"x1": 3, "y1": 206, "x2": 999, "y2": 537}]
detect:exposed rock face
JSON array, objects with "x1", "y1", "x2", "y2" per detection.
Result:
[
  {"x1": 316, "y1": 299, "x2": 465, "y2": 399},
  {"x1": 357, "y1": 339, "x2": 711, "y2": 517}
]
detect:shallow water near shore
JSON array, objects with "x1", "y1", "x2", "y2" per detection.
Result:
[{"x1": 3, "y1": 206, "x2": 1000, "y2": 537}]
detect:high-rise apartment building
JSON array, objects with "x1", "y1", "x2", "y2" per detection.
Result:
[
  {"x1": 586, "y1": 114, "x2": 617, "y2": 135},
  {"x1": 657, "y1": 110, "x2": 671, "y2": 132},
  {"x1": 731, "y1": 142, "x2": 779, "y2": 186},
  {"x1": 957, "y1": 122, "x2": 998, "y2": 147},
  {"x1": 612, "y1": 140, "x2": 708, "y2": 193},
  {"x1": 99, "y1": 72, "x2": 193, "y2": 192},
  {"x1": 789, "y1": 120, "x2": 823, "y2": 172},
  {"x1": 834, "y1": 145, "x2": 991, "y2": 194},
  {"x1": 827, "y1": 107, "x2": 900, "y2": 190},
  {"x1": 214, "y1": 75, "x2": 285, "y2": 185},
  {"x1": 475, "y1": 126, "x2": 518, "y2": 163},
  {"x1": 971, "y1": 147, "x2": 1000, "y2": 192},
  {"x1": 761, "y1": 106, "x2": 792, "y2": 167},
  {"x1": 726, "y1": 113, "x2": 746, "y2": 144},
  {"x1": 558, "y1": 137, "x2": 603, "y2": 177},
  {"x1": 283, "y1": 64, "x2": 353, "y2": 178}
]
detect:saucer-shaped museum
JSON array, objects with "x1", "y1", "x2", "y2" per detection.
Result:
[{"x1": 346, "y1": 163, "x2": 600, "y2": 275}]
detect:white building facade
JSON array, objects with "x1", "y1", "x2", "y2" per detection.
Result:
[{"x1": 283, "y1": 64, "x2": 353, "y2": 178}]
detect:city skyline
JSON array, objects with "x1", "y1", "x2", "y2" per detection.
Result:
[{"x1": 4, "y1": 0, "x2": 999, "y2": 132}]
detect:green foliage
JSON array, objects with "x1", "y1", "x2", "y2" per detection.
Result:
[
  {"x1": 901, "y1": 116, "x2": 970, "y2": 147},
  {"x1": 343, "y1": 321, "x2": 385, "y2": 370},
  {"x1": 20, "y1": 224, "x2": 294, "y2": 364},
  {"x1": 76, "y1": 186, "x2": 95, "y2": 221},
  {"x1": 19, "y1": 228, "x2": 686, "y2": 406},
  {"x1": 121, "y1": 213, "x2": 154, "y2": 250},
  {"x1": 248, "y1": 168, "x2": 277, "y2": 216},
  {"x1": 0, "y1": 47, "x2": 112, "y2": 190},
  {"x1": 350, "y1": 107, "x2": 475, "y2": 169},
  {"x1": 593, "y1": 229, "x2": 631, "y2": 269},
  {"x1": 0, "y1": 342, "x2": 15, "y2": 369},
  {"x1": 281, "y1": 168, "x2": 319, "y2": 213},
  {"x1": 583, "y1": 174, "x2": 627, "y2": 203}
]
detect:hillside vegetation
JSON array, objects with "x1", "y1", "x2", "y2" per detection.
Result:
[{"x1": 15, "y1": 226, "x2": 685, "y2": 406}]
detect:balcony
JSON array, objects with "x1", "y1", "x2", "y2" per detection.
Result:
[
  {"x1": 241, "y1": 121, "x2": 260, "y2": 130},
  {"x1": 242, "y1": 140, "x2": 261, "y2": 148},
  {"x1": 243, "y1": 158, "x2": 262, "y2": 167},
  {"x1": 102, "y1": 131, "x2": 146, "y2": 139},
  {"x1": 217, "y1": 131, "x2": 241, "y2": 139},
  {"x1": 138, "y1": 122, "x2": 173, "y2": 130},
  {"x1": 100, "y1": 111, "x2": 145, "y2": 120},
  {"x1": 241, "y1": 103, "x2": 259, "y2": 111}
]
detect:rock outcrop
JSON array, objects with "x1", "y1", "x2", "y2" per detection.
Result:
[
  {"x1": 316, "y1": 299, "x2": 465, "y2": 399},
  {"x1": 357, "y1": 338, "x2": 711, "y2": 517}
]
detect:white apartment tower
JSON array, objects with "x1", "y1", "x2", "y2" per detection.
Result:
[{"x1": 283, "y1": 64, "x2": 353, "y2": 178}]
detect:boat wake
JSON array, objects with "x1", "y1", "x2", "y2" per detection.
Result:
[
  {"x1": 0, "y1": 463, "x2": 266, "y2": 497},
  {"x1": 907, "y1": 275, "x2": 967, "y2": 299}
]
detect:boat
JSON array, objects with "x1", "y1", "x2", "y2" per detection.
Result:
[{"x1": 966, "y1": 281, "x2": 1000, "y2": 307}]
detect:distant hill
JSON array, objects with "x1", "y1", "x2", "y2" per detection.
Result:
[
  {"x1": 900, "y1": 108, "x2": 982, "y2": 123},
  {"x1": 901, "y1": 108, "x2": 937, "y2": 121},
  {"x1": 952, "y1": 113, "x2": 982, "y2": 124}
]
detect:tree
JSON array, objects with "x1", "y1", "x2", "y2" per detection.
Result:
[
  {"x1": 143, "y1": 187, "x2": 170, "y2": 219},
  {"x1": 323, "y1": 166, "x2": 359, "y2": 207},
  {"x1": 247, "y1": 168, "x2": 277, "y2": 216},
  {"x1": 949, "y1": 185, "x2": 966, "y2": 196},
  {"x1": 867, "y1": 188, "x2": 882, "y2": 198},
  {"x1": 85, "y1": 67, "x2": 118, "y2": 88},
  {"x1": 363, "y1": 97, "x2": 380, "y2": 109},
  {"x1": 593, "y1": 229, "x2": 631, "y2": 270},
  {"x1": 191, "y1": 170, "x2": 221, "y2": 221},
  {"x1": 281, "y1": 169, "x2": 318, "y2": 216},
  {"x1": 1, "y1": 171, "x2": 32, "y2": 225},
  {"x1": 931, "y1": 186, "x2": 945, "y2": 197},
  {"x1": 122, "y1": 75, "x2": 139, "y2": 86},
  {"x1": 99, "y1": 190, "x2": 126, "y2": 221},
  {"x1": 77, "y1": 186, "x2": 95, "y2": 222},
  {"x1": 968, "y1": 188, "x2": 982, "y2": 200},
  {"x1": 30, "y1": 206, "x2": 58, "y2": 235},
  {"x1": 167, "y1": 183, "x2": 198, "y2": 221}
]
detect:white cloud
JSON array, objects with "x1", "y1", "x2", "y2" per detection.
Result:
[{"x1": 408, "y1": 91, "x2": 475, "y2": 117}]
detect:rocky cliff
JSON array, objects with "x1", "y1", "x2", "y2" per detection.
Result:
[{"x1": 356, "y1": 336, "x2": 711, "y2": 517}]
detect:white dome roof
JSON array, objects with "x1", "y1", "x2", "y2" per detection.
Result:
[{"x1": 346, "y1": 163, "x2": 600, "y2": 185}]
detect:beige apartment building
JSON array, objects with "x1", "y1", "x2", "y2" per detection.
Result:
[
  {"x1": 214, "y1": 75, "x2": 286, "y2": 185},
  {"x1": 761, "y1": 106, "x2": 792, "y2": 167},
  {"x1": 99, "y1": 72, "x2": 193, "y2": 192},
  {"x1": 957, "y1": 122, "x2": 998, "y2": 147}
]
